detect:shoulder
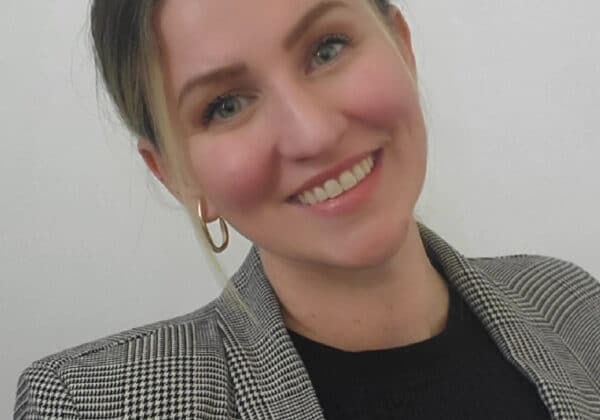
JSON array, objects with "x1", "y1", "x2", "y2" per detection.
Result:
[
  {"x1": 15, "y1": 299, "x2": 230, "y2": 419},
  {"x1": 26, "y1": 298, "x2": 222, "y2": 370},
  {"x1": 468, "y1": 253, "x2": 600, "y2": 297},
  {"x1": 467, "y1": 253, "x2": 600, "y2": 388},
  {"x1": 468, "y1": 253, "x2": 600, "y2": 349}
]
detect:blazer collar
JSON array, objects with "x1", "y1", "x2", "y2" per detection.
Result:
[{"x1": 216, "y1": 222, "x2": 579, "y2": 419}]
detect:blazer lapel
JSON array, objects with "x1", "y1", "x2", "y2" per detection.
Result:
[
  {"x1": 418, "y1": 224, "x2": 583, "y2": 419},
  {"x1": 216, "y1": 249, "x2": 326, "y2": 420},
  {"x1": 218, "y1": 223, "x2": 586, "y2": 419}
]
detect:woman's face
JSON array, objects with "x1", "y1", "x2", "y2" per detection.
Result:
[{"x1": 157, "y1": 0, "x2": 427, "y2": 270}]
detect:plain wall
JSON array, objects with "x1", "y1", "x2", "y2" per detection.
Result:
[{"x1": 1, "y1": 0, "x2": 599, "y2": 414}]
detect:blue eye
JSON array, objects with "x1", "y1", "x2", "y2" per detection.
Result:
[
  {"x1": 310, "y1": 34, "x2": 351, "y2": 69},
  {"x1": 201, "y1": 35, "x2": 351, "y2": 127},
  {"x1": 203, "y1": 95, "x2": 251, "y2": 126}
]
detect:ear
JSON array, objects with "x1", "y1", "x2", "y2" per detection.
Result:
[
  {"x1": 137, "y1": 137, "x2": 183, "y2": 202},
  {"x1": 138, "y1": 137, "x2": 169, "y2": 185},
  {"x1": 137, "y1": 138, "x2": 222, "y2": 223},
  {"x1": 388, "y1": 6, "x2": 417, "y2": 77}
]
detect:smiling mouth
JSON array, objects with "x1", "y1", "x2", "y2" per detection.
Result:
[{"x1": 293, "y1": 152, "x2": 377, "y2": 206}]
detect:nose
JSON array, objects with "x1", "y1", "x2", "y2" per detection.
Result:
[{"x1": 269, "y1": 78, "x2": 348, "y2": 161}]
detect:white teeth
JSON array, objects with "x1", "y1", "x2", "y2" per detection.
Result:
[
  {"x1": 314, "y1": 187, "x2": 328, "y2": 202},
  {"x1": 360, "y1": 160, "x2": 370, "y2": 174},
  {"x1": 352, "y1": 164, "x2": 366, "y2": 181},
  {"x1": 339, "y1": 171, "x2": 358, "y2": 191},
  {"x1": 296, "y1": 153, "x2": 376, "y2": 205},
  {"x1": 324, "y1": 179, "x2": 344, "y2": 198},
  {"x1": 305, "y1": 190, "x2": 317, "y2": 205}
]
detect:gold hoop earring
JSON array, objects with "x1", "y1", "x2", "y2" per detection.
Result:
[{"x1": 197, "y1": 200, "x2": 229, "y2": 253}]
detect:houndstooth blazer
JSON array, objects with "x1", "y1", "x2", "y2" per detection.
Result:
[{"x1": 14, "y1": 223, "x2": 600, "y2": 419}]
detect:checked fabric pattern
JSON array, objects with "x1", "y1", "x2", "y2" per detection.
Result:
[{"x1": 14, "y1": 223, "x2": 600, "y2": 419}]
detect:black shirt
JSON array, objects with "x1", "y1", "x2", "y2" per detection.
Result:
[{"x1": 288, "y1": 285, "x2": 551, "y2": 419}]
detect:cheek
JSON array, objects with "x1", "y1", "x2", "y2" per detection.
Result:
[
  {"x1": 339, "y1": 48, "x2": 421, "y2": 128},
  {"x1": 187, "y1": 135, "x2": 275, "y2": 212}
]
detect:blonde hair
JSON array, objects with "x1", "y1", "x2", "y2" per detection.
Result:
[{"x1": 90, "y1": 0, "x2": 256, "y2": 324}]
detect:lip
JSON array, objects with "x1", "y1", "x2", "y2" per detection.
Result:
[
  {"x1": 289, "y1": 149, "x2": 378, "y2": 199},
  {"x1": 292, "y1": 148, "x2": 383, "y2": 216}
]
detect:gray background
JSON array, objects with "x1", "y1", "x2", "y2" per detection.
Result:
[{"x1": 2, "y1": 1, "x2": 599, "y2": 415}]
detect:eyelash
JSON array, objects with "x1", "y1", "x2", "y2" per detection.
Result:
[
  {"x1": 309, "y1": 33, "x2": 352, "y2": 69},
  {"x1": 203, "y1": 94, "x2": 237, "y2": 126},
  {"x1": 201, "y1": 33, "x2": 353, "y2": 127}
]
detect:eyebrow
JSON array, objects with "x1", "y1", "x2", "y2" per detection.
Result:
[
  {"x1": 177, "y1": 0, "x2": 347, "y2": 108},
  {"x1": 177, "y1": 64, "x2": 248, "y2": 108},
  {"x1": 283, "y1": 0, "x2": 347, "y2": 50}
]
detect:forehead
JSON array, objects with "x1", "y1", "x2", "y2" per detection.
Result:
[{"x1": 158, "y1": 0, "x2": 363, "y2": 95}]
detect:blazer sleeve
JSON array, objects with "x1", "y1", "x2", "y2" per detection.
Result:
[
  {"x1": 14, "y1": 364, "x2": 79, "y2": 420},
  {"x1": 552, "y1": 258, "x2": 600, "y2": 386}
]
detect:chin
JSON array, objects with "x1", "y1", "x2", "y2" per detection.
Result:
[{"x1": 320, "y1": 217, "x2": 413, "y2": 270}]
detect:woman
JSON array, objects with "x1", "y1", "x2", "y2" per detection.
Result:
[{"x1": 15, "y1": 0, "x2": 599, "y2": 419}]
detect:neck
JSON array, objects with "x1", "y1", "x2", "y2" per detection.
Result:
[{"x1": 260, "y1": 220, "x2": 449, "y2": 352}]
